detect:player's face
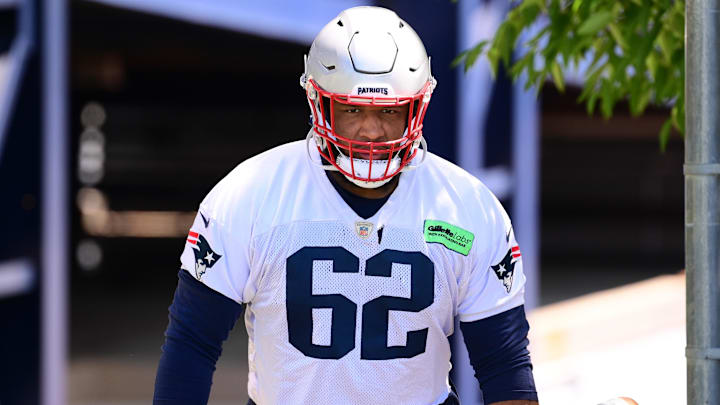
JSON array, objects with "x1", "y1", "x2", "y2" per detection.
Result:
[{"x1": 332, "y1": 100, "x2": 409, "y2": 159}]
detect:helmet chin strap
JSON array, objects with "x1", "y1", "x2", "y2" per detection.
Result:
[{"x1": 305, "y1": 130, "x2": 428, "y2": 189}]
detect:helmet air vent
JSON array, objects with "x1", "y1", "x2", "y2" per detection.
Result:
[
  {"x1": 399, "y1": 21, "x2": 405, "y2": 28},
  {"x1": 337, "y1": 20, "x2": 344, "y2": 27}
]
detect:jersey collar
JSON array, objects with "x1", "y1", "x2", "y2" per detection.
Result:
[{"x1": 308, "y1": 145, "x2": 418, "y2": 234}]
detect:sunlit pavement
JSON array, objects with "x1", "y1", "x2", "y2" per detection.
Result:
[{"x1": 530, "y1": 273, "x2": 685, "y2": 405}]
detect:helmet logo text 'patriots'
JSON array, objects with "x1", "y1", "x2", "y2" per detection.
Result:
[
  {"x1": 187, "y1": 231, "x2": 222, "y2": 279},
  {"x1": 356, "y1": 87, "x2": 389, "y2": 95}
]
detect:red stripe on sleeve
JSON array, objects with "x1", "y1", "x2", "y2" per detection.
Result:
[{"x1": 188, "y1": 231, "x2": 199, "y2": 238}]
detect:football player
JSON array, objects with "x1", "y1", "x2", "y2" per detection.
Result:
[{"x1": 154, "y1": 6, "x2": 538, "y2": 405}]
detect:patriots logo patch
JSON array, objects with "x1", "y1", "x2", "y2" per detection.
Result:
[
  {"x1": 491, "y1": 243, "x2": 521, "y2": 293},
  {"x1": 187, "y1": 231, "x2": 222, "y2": 279}
]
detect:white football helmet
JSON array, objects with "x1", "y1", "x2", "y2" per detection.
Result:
[{"x1": 300, "y1": 6, "x2": 437, "y2": 188}]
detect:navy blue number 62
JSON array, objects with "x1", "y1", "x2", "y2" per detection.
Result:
[{"x1": 286, "y1": 247, "x2": 434, "y2": 360}]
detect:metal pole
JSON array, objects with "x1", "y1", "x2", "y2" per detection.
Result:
[
  {"x1": 41, "y1": 0, "x2": 68, "y2": 403},
  {"x1": 512, "y1": 77, "x2": 540, "y2": 311},
  {"x1": 685, "y1": 1, "x2": 720, "y2": 404}
]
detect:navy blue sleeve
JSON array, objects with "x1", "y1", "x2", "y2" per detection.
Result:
[
  {"x1": 154, "y1": 269, "x2": 245, "y2": 404},
  {"x1": 459, "y1": 305, "x2": 538, "y2": 404}
]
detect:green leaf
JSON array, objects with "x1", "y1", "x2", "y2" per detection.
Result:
[
  {"x1": 550, "y1": 60, "x2": 565, "y2": 92},
  {"x1": 653, "y1": 65, "x2": 670, "y2": 99},
  {"x1": 646, "y1": 52, "x2": 659, "y2": 78},
  {"x1": 661, "y1": 74, "x2": 676, "y2": 101},
  {"x1": 577, "y1": 11, "x2": 614, "y2": 36},
  {"x1": 607, "y1": 23, "x2": 628, "y2": 51},
  {"x1": 609, "y1": 59, "x2": 628, "y2": 86},
  {"x1": 635, "y1": 5, "x2": 652, "y2": 32},
  {"x1": 514, "y1": 1, "x2": 542, "y2": 26},
  {"x1": 526, "y1": 25, "x2": 549, "y2": 47},
  {"x1": 494, "y1": 23, "x2": 520, "y2": 70},
  {"x1": 526, "y1": 63, "x2": 540, "y2": 89},
  {"x1": 451, "y1": 41, "x2": 488, "y2": 72},
  {"x1": 464, "y1": 40, "x2": 488, "y2": 72},
  {"x1": 632, "y1": 80, "x2": 652, "y2": 116},
  {"x1": 629, "y1": 76, "x2": 642, "y2": 115},
  {"x1": 549, "y1": 6, "x2": 572, "y2": 39},
  {"x1": 671, "y1": 47, "x2": 684, "y2": 66},
  {"x1": 672, "y1": 103, "x2": 685, "y2": 134},
  {"x1": 586, "y1": 40, "x2": 610, "y2": 73},
  {"x1": 659, "y1": 118, "x2": 672, "y2": 152},
  {"x1": 586, "y1": 91, "x2": 600, "y2": 115},
  {"x1": 450, "y1": 50, "x2": 469, "y2": 69},
  {"x1": 578, "y1": 61, "x2": 606, "y2": 103},
  {"x1": 657, "y1": 30, "x2": 675, "y2": 64},
  {"x1": 571, "y1": 0, "x2": 583, "y2": 14},
  {"x1": 634, "y1": 22, "x2": 663, "y2": 68},
  {"x1": 510, "y1": 52, "x2": 533, "y2": 80},
  {"x1": 448, "y1": 0, "x2": 685, "y2": 150},
  {"x1": 600, "y1": 79, "x2": 616, "y2": 119},
  {"x1": 670, "y1": 3, "x2": 685, "y2": 35},
  {"x1": 486, "y1": 47, "x2": 501, "y2": 77}
]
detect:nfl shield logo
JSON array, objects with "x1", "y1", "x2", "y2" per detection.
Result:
[{"x1": 355, "y1": 221, "x2": 374, "y2": 239}]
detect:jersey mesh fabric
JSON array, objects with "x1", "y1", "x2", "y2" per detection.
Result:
[{"x1": 246, "y1": 220, "x2": 454, "y2": 405}]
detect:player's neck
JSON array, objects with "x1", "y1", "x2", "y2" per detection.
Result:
[{"x1": 328, "y1": 171, "x2": 400, "y2": 199}]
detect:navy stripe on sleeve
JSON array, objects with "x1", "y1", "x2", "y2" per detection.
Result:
[
  {"x1": 154, "y1": 269, "x2": 244, "y2": 404},
  {"x1": 459, "y1": 305, "x2": 538, "y2": 404}
]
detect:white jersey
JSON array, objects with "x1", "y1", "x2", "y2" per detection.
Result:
[{"x1": 179, "y1": 140, "x2": 526, "y2": 405}]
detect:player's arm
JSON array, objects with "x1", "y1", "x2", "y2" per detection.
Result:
[
  {"x1": 153, "y1": 269, "x2": 244, "y2": 404},
  {"x1": 460, "y1": 305, "x2": 538, "y2": 405}
]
